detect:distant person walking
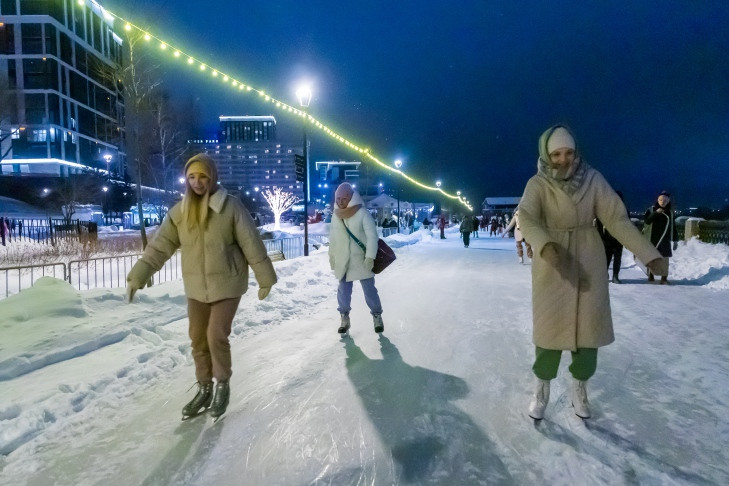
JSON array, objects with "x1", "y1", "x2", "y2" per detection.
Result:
[
  {"x1": 503, "y1": 208, "x2": 533, "y2": 264},
  {"x1": 460, "y1": 214, "x2": 473, "y2": 248},
  {"x1": 125, "y1": 154, "x2": 277, "y2": 421},
  {"x1": 643, "y1": 190, "x2": 679, "y2": 284},
  {"x1": 437, "y1": 215, "x2": 447, "y2": 239},
  {"x1": 519, "y1": 125, "x2": 666, "y2": 420},
  {"x1": 596, "y1": 191, "x2": 627, "y2": 283},
  {"x1": 472, "y1": 215, "x2": 480, "y2": 239},
  {"x1": 329, "y1": 182, "x2": 385, "y2": 335}
]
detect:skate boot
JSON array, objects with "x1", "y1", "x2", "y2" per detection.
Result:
[
  {"x1": 612, "y1": 274, "x2": 621, "y2": 284},
  {"x1": 519, "y1": 256, "x2": 524, "y2": 264},
  {"x1": 373, "y1": 314, "x2": 384, "y2": 333},
  {"x1": 209, "y1": 381, "x2": 230, "y2": 422},
  {"x1": 528, "y1": 378, "x2": 550, "y2": 420},
  {"x1": 338, "y1": 313, "x2": 351, "y2": 335},
  {"x1": 571, "y1": 378, "x2": 591, "y2": 419},
  {"x1": 181, "y1": 381, "x2": 213, "y2": 420}
]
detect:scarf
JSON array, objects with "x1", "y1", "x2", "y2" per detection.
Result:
[
  {"x1": 537, "y1": 156, "x2": 589, "y2": 198},
  {"x1": 334, "y1": 204, "x2": 362, "y2": 219},
  {"x1": 537, "y1": 125, "x2": 589, "y2": 198}
]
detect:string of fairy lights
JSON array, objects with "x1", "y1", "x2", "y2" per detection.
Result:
[{"x1": 89, "y1": 0, "x2": 473, "y2": 210}]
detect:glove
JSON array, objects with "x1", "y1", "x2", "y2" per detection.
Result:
[
  {"x1": 125, "y1": 284, "x2": 139, "y2": 303},
  {"x1": 329, "y1": 256, "x2": 335, "y2": 271},
  {"x1": 258, "y1": 286, "x2": 271, "y2": 300},
  {"x1": 673, "y1": 241, "x2": 678, "y2": 251},
  {"x1": 646, "y1": 258, "x2": 668, "y2": 277},
  {"x1": 364, "y1": 257, "x2": 375, "y2": 271},
  {"x1": 540, "y1": 242, "x2": 560, "y2": 267}
]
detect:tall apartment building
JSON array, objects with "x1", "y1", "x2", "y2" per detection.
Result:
[
  {"x1": 189, "y1": 115, "x2": 303, "y2": 198},
  {"x1": 313, "y1": 160, "x2": 360, "y2": 204},
  {"x1": 0, "y1": 0, "x2": 125, "y2": 178}
]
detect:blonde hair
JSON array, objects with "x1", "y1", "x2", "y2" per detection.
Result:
[{"x1": 182, "y1": 154, "x2": 218, "y2": 231}]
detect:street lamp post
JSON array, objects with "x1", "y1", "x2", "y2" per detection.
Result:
[
  {"x1": 103, "y1": 153, "x2": 112, "y2": 224},
  {"x1": 394, "y1": 159, "x2": 402, "y2": 233},
  {"x1": 297, "y1": 84, "x2": 312, "y2": 256}
]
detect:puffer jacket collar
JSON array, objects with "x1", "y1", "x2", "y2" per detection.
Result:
[{"x1": 209, "y1": 187, "x2": 229, "y2": 213}]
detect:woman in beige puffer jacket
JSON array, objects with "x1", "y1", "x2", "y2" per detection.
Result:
[
  {"x1": 126, "y1": 153, "x2": 277, "y2": 421},
  {"x1": 519, "y1": 125, "x2": 665, "y2": 421}
]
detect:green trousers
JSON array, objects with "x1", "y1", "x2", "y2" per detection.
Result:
[{"x1": 532, "y1": 347, "x2": 597, "y2": 381}]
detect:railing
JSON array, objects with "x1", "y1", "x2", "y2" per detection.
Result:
[
  {"x1": 0, "y1": 218, "x2": 96, "y2": 245},
  {"x1": 1, "y1": 263, "x2": 67, "y2": 298},
  {"x1": 68, "y1": 252, "x2": 181, "y2": 291},
  {"x1": 698, "y1": 221, "x2": 729, "y2": 245},
  {"x1": 0, "y1": 236, "x2": 325, "y2": 299}
]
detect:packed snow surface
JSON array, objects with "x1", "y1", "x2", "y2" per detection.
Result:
[{"x1": 1, "y1": 228, "x2": 728, "y2": 485}]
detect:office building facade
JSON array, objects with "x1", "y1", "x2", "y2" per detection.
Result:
[
  {"x1": 189, "y1": 115, "x2": 303, "y2": 199},
  {"x1": 0, "y1": 0, "x2": 125, "y2": 178}
]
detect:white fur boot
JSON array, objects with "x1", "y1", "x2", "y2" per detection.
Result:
[{"x1": 528, "y1": 378, "x2": 550, "y2": 420}]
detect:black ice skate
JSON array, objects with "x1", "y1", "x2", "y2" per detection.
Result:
[
  {"x1": 181, "y1": 382, "x2": 213, "y2": 421},
  {"x1": 209, "y1": 381, "x2": 230, "y2": 423},
  {"x1": 373, "y1": 314, "x2": 384, "y2": 333}
]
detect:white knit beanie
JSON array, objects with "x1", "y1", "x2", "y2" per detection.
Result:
[{"x1": 547, "y1": 127, "x2": 575, "y2": 154}]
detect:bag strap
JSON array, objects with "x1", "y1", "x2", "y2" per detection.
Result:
[{"x1": 342, "y1": 220, "x2": 367, "y2": 253}]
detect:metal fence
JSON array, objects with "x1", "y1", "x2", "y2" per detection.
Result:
[
  {"x1": 1, "y1": 263, "x2": 67, "y2": 298},
  {"x1": 0, "y1": 218, "x2": 96, "y2": 245},
  {"x1": 68, "y1": 252, "x2": 182, "y2": 291},
  {"x1": 0, "y1": 236, "x2": 316, "y2": 299}
]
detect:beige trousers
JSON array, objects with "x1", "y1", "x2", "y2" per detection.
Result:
[{"x1": 187, "y1": 297, "x2": 241, "y2": 383}]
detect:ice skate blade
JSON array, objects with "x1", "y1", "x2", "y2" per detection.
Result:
[
  {"x1": 181, "y1": 409, "x2": 207, "y2": 421},
  {"x1": 211, "y1": 414, "x2": 225, "y2": 424}
]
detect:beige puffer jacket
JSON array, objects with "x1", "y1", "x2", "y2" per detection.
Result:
[{"x1": 127, "y1": 188, "x2": 276, "y2": 303}]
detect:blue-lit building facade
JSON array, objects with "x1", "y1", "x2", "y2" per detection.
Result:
[
  {"x1": 188, "y1": 115, "x2": 303, "y2": 199},
  {"x1": 0, "y1": 0, "x2": 125, "y2": 178}
]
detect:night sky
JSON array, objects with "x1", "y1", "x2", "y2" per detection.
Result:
[{"x1": 101, "y1": 0, "x2": 729, "y2": 212}]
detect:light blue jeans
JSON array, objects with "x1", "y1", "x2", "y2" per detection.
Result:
[{"x1": 337, "y1": 276, "x2": 383, "y2": 315}]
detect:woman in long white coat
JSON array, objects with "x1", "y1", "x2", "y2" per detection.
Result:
[
  {"x1": 329, "y1": 183, "x2": 384, "y2": 335},
  {"x1": 519, "y1": 125, "x2": 666, "y2": 420}
]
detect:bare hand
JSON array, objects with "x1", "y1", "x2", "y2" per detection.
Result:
[{"x1": 655, "y1": 208, "x2": 664, "y2": 214}]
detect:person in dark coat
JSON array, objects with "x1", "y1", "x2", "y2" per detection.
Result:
[
  {"x1": 643, "y1": 190, "x2": 679, "y2": 284},
  {"x1": 459, "y1": 215, "x2": 473, "y2": 248},
  {"x1": 437, "y1": 215, "x2": 447, "y2": 239},
  {"x1": 596, "y1": 191, "x2": 627, "y2": 283}
]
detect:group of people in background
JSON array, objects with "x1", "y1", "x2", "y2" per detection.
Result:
[{"x1": 0, "y1": 216, "x2": 19, "y2": 246}]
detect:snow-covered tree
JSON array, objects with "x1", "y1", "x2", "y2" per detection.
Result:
[{"x1": 262, "y1": 187, "x2": 301, "y2": 230}]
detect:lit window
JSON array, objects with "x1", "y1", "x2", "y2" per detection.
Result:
[{"x1": 31, "y1": 129, "x2": 48, "y2": 142}]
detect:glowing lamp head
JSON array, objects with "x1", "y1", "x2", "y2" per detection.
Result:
[{"x1": 296, "y1": 85, "x2": 313, "y2": 108}]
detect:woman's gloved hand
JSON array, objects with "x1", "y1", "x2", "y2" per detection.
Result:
[
  {"x1": 364, "y1": 257, "x2": 375, "y2": 271},
  {"x1": 258, "y1": 287, "x2": 272, "y2": 300}
]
